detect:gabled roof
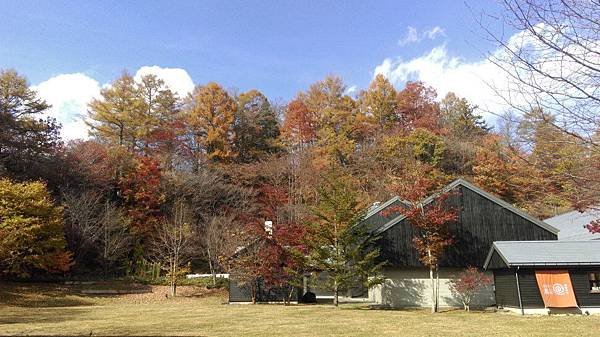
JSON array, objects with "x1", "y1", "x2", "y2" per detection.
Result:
[
  {"x1": 364, "y1": 196, "x2": 402, "y2": 219},
  {"x1": 372, "y1": 178, "x2": 559, "y2": 235},
  {"x1": 544, "y1": 207, "x2": 600, "y2": 241},
  {"x1": 484, "y1": 240, "x2": 600, "y2": 269},
  {"x1": 359, "y1": 196, "x2": 410, "y2": 232}
]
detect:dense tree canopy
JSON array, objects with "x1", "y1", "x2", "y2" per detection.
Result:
[
  {"x1": 0, "y1": 69, "x2": 62, "y2": 186},
  {"x1": 1, "y1": 55, "x2": 598, "y2": 282},
  {"x1": 0, "y1": 179, "x2": 71, "y2": 277}
]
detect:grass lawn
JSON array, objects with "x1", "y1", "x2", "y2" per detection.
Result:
[{"x1": 0, "y1": 282, "x2": 598, "y2": 336}]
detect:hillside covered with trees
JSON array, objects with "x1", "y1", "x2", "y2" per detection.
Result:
[{"x1": 0, "y1": 1, "x2": 598, "y2": 291}]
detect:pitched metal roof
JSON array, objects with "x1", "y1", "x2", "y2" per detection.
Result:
[
  {"x1": 484, "y1": 240, "x2": 600, "y2": 269},
  {"x1": 364, "y1": 196, "x2": 402, "y2": 219},
  {"x1": 373, "y1": 178, "x2": 559, "y2": 235},
  {"x1": 544, "y1": 208, "x2": 600, "y2": 241}
]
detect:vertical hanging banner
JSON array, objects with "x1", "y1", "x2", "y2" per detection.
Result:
[{"x1": 535, "y1": 270, "x2": 578, "y2": 308}]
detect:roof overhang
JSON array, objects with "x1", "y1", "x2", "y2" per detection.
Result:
[{"x1": 484, "y1": 241, "x2": 600, "y2": 270}]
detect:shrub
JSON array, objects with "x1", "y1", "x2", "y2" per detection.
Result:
[{"x1": 449, "y1": 266, "x2": 492, "y2": 311}]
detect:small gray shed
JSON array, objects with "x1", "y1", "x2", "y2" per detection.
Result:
[{"x1": 484, "y1": 241, "x2": 600, "y2": 314}]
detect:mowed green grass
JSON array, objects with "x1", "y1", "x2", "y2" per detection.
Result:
[{"x1": 0, "y1": 282, "x2": 598, "y2": 337}]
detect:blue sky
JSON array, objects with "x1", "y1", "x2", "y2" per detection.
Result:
[{"x1": 1, "y1": 1, "x2": 512, "y2": 139}]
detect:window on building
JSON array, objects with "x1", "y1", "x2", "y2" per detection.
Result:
[{"x1": 589, "y1": 272, "x2": 600, "y2": 293}]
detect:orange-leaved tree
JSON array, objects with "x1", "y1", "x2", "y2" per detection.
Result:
[{"x1": 120, "y1": 156, "x2": 165, "y2": 242}]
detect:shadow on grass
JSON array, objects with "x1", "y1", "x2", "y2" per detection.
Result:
[
  {"x1": 355, "y1": 305, "x2": 495, "y2": 315},
  {"x1": 0, "y1": 281, "x2": 162, "y2": 308},
  {"x1": 0, "y1": 307, "x2": 92, "y2": 325},
  {"x1": 0, "y1": 283, "x2": 97, "y2": 308}
]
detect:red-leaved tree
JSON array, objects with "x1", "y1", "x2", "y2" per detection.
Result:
[
  {"x1": 405, "y1": 193, "x2": 457, "y2": 313},
  {"x1": 231, "y1": 219, "x2": 307, "y2": 304},
  {"x1": 121, "y1": 156, "x2": 165, "y2": 241},
  {"x1": 387, "y1": 171, "x2": 457, "y2": 313},
  {"x1": 449, "y1": 266, "x2": 492, "y2": 311},
  {"x1": 231, "y1": 173, "x2": 309, "y2": 304},
  {"x1": 586, "y1": 220, "x2": 600, "y2": 235}
]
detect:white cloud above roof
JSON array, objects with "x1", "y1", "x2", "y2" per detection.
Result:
[
  {"x1": 374, "y1": 44, "x2": 503, "y2": 122},
  {"x1": 376, "y1": 24, "x2": 600, "y2": 127}
]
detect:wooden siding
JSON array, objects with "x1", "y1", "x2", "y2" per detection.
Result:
[
  {"x1": 493, "y1": 268, "x2": 600, "y2": 308},
  {"x1": 569, "y1": 268, "x2": 600, "y2": 307},
  {"x1": 493, "y1": 269, "x2": 520, "y2": 308},
  {"x1": 486, "y1": 250, "x2": 509, "y2": 269},
  {"x1": 377, "y1": 185, "x2": 557, "y2": 268},
  {"x1": 361, "y1": 199, "x2": 405, "y2": 232},
  {"x1": 514, "y1": 269, "x2": 545, "y2": 308}
]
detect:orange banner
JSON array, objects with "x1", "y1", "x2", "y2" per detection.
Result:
[{"x1": 535, "y1": 270, "x2": 578, "y2": 308}]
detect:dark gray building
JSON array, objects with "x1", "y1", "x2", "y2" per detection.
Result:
[
  {"x1": 364, "y1": 179, "x2": 559, "y2": 308},
  {"x1": 484, "y1": 241, "x2": 600, "y2": 314}
]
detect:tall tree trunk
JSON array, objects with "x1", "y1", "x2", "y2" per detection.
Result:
[
  {"x1": 334, "y1": 280, "x2": 339, "y2": 307},
  {"x1": 435, "y1": 267, "x2": 440, "y2": 313},
  {"x1": 171, "y1": 280, "x2": 177, "y2": 297},
  {"x1": 251, "y1": 282, "x2": 257, "y2": 304},
  {"x1": 428, "y1": 249, "x2": 435, "y2": 313},
  {"x1": 207, "y1": 247, "x2": 217, "y2": 287},
  {"x1": 429, "y1": 265, "x2": 435, "y2": 313},
  {"x1": 103, "y1": 218, "x2": 108, "y2": 279},
  {"x1": 286, "y1": 286, "x2": 295, "y2": 306},
  {"x1": 170, "y1": 261, "x2": 177, "y2": 297}
]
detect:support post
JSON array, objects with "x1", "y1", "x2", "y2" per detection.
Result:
[{"x1": 515, "y1": 267, "x2": 524, "y2": 315}]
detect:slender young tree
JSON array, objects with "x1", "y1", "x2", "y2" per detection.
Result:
[
  {"x1": 150, "y1": 201, "x2": 194, "y2": 297},
  {"x1": 403, "y1": 191, "x2": 457, "y2": 313},
  {"x1": 98, "y1": 202, "x2": 131, "y2": 278},
  {"x1": 448, "y1": 266, "x2": 493, "y2": 311},
  {"x1": 309, "y1": 169, "x2": 384, "y2": 307},
  {"x1": 202, "y1": 214, "x2": 236, "y2": 286},
  {"x1": 386, "y1": 173, "x2": 457, "y2": 313}
]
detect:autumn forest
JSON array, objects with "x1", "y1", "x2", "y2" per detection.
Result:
[{"x1": 0, "y1": 61, "x2": 597, "y2": 285}]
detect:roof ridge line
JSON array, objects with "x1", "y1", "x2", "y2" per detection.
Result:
[{"x1": 375, "y1": 178, "x2": 560, "y2": 235}]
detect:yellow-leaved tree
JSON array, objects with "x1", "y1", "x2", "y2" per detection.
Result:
[
  {"x1": 87, "y1": 72, "x2": 145, "y2": 149},
  {"x1": 0, "y1": 179, "x2": 71, "y2": 277},
  {"x1": 184, "y1": 82, "x2": 237, "y2": 166}
]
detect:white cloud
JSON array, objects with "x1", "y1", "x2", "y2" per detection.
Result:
[
  {"x1": 374, "y1": 44, "x2": 509, "y2": 123},
  {"x1": 32, "y1": 73, "x2": 101, "y2": 141},
  {"x1": 425, "y1": 26, "x2": 445, "y2": 40},
  {"x1": 134, "y1": 65, "x2": 194, "y2": 97},
  {"x1": 345, "y1": 85, "x2": 358, "y2": 96},
  {"x1": 398, "y1": 26, "x2": 445, "y2": 46},
  {"x1": 31, "y1": 66, "x2": 196, "y2": 141},
  {"x1": 398, "y1": 26, "x2": 419, "y2": 46},
  {"x1": 378, "y1": 24, "x2": 600, "y2": 128}
]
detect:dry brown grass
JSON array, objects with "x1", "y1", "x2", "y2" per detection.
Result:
[{"x1": 0, "y1": 282, "x2": 598, "y2": 336}]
